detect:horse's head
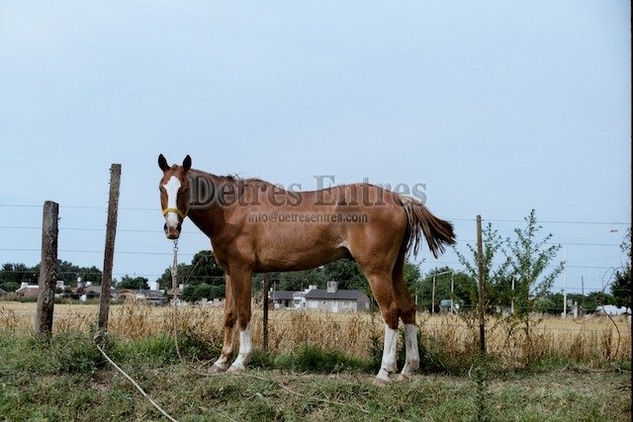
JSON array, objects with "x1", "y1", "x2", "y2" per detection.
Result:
[{"x1": 158, "y1": 154, "x2": 191, "y2": 239}]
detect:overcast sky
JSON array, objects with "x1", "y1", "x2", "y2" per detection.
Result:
[{"x1": 1, "y1": 1, "x2": 630, "y2": 293}]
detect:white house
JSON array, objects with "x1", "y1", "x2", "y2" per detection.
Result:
[
  {"x1": 304, "y1": 281, "x2": 370, "y2": 313},
  {"x1": 595, "y1": 305, "x2": 631, "y2": 316},
  {"x1": 270, "y1": 282, "x2": 370, "y2": 312}
]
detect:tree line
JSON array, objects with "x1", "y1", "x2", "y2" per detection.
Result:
[{"x1": 1, "y1": 211, "x2": 630, "y2": 313}]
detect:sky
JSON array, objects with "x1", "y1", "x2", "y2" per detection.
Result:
[{"x1": 0, "y1": 1, "x2": 630, "y2": 295}]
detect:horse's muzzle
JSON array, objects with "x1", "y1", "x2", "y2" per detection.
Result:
[{"x1": 164, "y1": 222, "x2": 182, "y2": 239}]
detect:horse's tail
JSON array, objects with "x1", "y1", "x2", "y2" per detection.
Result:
[{"x1": 398, "y1": 196, "x2": 456, "y2": 258}]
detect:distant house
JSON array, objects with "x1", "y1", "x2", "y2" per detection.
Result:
[
  {"x1": 137, "y1": 289, "x2": 167, "y2": 305},
  {"x1": 304, "y1": 282, "x2": 370, "y2": 313},
  {"x1": 271, "y1": 291, "x2": 296, "y2": 309},
  {"x1": 270, "y1": 285, "x2": 317, "y2": 310},
  {"x1": 118, "y1": 288, "x2": 167, "y2": 305},
  {"x1": 269, "y1": 282, "x2": 370, "y2": 312},
  {"x1": 15, "y1": 282, "x2": 40, "y2": 297},
  {"x1": 595, "y1": 305, "x2": 631, "y2": 316},
  {"x1": 75, "y1": 285, "x2": 118, "y2": 301}
]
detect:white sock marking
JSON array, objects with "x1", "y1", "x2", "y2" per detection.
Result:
[
  {"x1": 230, "y1": 324, "x2": 252, "y2": 370},
  {"x1": 401, "y1": 323, "x2": 420, "y2": 375},
  {"x1": 377, "y1": 324, "x2": 397, "y2": 381},
  {"x1": 213, "y1": 354, "x2": 229, "y2": 370}
]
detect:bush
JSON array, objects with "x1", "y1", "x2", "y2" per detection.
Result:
[
  {"x1": 182, "y1": 283, "x2": 224, "y2": 302},
  {"x1": 0, "y1": 333, "x2": 101, "y2": 375},
  {"x1": 0, "y1": 281, "x2": 20, "y2": 292},
  {"x1": 274, "y1": 344, "x2": 372, "y2": 373},
  {"x1": 534, "y1": 298, "x2": 557, "y2": 315}
]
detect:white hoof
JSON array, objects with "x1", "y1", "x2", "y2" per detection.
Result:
[
  {"x1": 400, "y1": 359, "x2": 419, "y2": 378},
  {"x1": 227, "y1": 363, "x2": 246, "y2": 373},
  {"x1": 211, "y1": 355, "x2": 230, "y2": 373},
  {"x1": 210, "y1": 363, "x2": 228, "y2": 373},
  {"x1": 373, "y1": 377, "x2": 390, "y2": 386},
  {"x1": 375, "y1": 368, "x2": 393, "y2": 384},
  {"x1": 396, "y1": 373, "x2": 413, "y2": 382}
]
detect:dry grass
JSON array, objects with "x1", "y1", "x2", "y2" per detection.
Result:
[{"x1": 1, "y1": 301, "x2": 630, "y2": 366}]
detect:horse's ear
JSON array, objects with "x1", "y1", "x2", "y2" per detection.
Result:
[
  {"x1": 182, "y1": 155, "x2": 192, "y2": 172},
  {"x1": 158, "y1": 154, "x2": 170, "y2": 172}
]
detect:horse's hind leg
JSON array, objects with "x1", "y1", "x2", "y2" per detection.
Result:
[
  {"x1": 357, "y1": 265, "x2": 400, "y2": 383},
  {"x1": 211, "y1": 274, "x2": 236, "y2": 372},
  {"x1": 392, "y1": 254, "x2": 420, "y2": 377}
]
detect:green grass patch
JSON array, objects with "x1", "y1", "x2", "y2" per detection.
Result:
[
  {"x1": 272, "y1": 344, "x2": 373, "y2": 373},
  {"x1": 0, "y1": 333, "x2": 630, "y2": 421}
]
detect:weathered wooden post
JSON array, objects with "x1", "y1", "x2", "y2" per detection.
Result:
[
  {"x1": 35, "y1": 200, "x2": 59, "y2": 340},
  {"x1": 99, "y1": 163, "x2": 121, "y2": 331},
  {"x1": 262, "y1": 274, "x2": 270, "y2": 351},
  {"x1": 476, "y1": 215, "x2": 486, "y2": 357}
]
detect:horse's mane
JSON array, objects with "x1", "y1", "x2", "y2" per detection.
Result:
[{"x1": 188, "y1": 169, "x2": 275, "y2": 190}]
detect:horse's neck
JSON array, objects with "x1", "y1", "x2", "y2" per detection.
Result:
[
  {"x1": 187, "y1": 203, "x2": 222, "y2": 239},
  {"x1": 185, "y1": 170, "x2": 262, "y2": 238}
]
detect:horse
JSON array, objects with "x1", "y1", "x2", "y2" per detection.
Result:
[{"x1": 158, "y1": 154, "x2": 455, "y2": 382}]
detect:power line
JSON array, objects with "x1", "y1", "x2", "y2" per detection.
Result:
[
  {"x1": 451, "y1": 217, "x2": 630, "y2": 225},
  {"x1": 0, "y1": 204, "x2": 630, "y2": 225},
  {"x1": 1, "y1": 226, "x2": 624, "y2": 246}
]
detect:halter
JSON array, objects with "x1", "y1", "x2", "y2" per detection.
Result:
[{"x1": 162, "y1": 207, "x2": 186, "y2": 219}]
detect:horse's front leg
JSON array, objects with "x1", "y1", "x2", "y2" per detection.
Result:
[
  {"x1": 226, "y1": 266, "x2": 253, "y2": 372},
  {"x1": 211, "y1": 274, "x2": 236, "y2": 372}
]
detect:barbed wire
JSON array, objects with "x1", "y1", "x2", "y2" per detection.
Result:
[
  {"x1": 1, "y1": 225, "x2": 624, "y2": 247},
  {"x1": 1, "y1": 204, "x2": 627, "y2": 296}
]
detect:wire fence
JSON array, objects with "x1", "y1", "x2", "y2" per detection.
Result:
[
  {"x1": 1, "y1": 202, "x2": 627, "y2": 271},
  {"x1": 1, "y1": 202, "x2": 630, "y2": 369}
]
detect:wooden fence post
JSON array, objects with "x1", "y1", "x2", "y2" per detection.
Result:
[
  {"x1": 476, "y1": 215, "x2": 486, "y2": 357},
  {"x1": 35, "y1": 200, "x2": 59, "y2": 340},
  {"x1": 262, "y1": 274, "x2": 270, "y2": 351},
  {"x1": 99, "y1": 164, "x2": 121, "y2": 331}
]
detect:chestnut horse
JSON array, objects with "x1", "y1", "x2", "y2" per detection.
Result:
[{"x1": 158, "y1": 155, "x2": 455, "y2": 382}]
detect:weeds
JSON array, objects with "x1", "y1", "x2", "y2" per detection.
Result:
[
  {"x1": 0, "y1": 330, "x2": 630, "y2": 421},
  {"x1": 0, "y1": 302, "x2": 630, "y2": 373}
]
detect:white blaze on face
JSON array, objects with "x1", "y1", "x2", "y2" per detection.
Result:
[{"x1": 163, "y1": 176, "x2": 181, "y2": 227}]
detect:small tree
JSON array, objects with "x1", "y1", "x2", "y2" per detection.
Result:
[
  {"x1": 117, "y1": 275, "x2": 149, "y2": 290},
  {"x1": 506, "y1": 210, "x2": 563, "y2": 365},
  {"x1": 182, "y1": 283, "x2": 224, "y2": 302},
  {"x1": 455, "y1": 222, "x2": 512, "y2": 312},
  {"x1": 611, "y1": 229, "x2": 631, "y2": 309}
]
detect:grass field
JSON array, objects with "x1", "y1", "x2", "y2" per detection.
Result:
[
  {"x1": 1, "y1": 301, "x2": 631, "y2": 421},
  {"x1": 1, "y1": 301, "x2": 630, "y2": 365}
]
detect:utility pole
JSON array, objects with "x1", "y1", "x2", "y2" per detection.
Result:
[
  {"x1": 450, "y1": 272, "x2": 455, "y2": 313},
  {"x1": 562, "y1": 229, "x2": 618, "y2": 319},
  {"x1": 580, "y1": 275, "x2": 584, "y2": 316},
  {"x1": 563, "y1": 248, "x2": 568, "y2": 319},
  {"x1": 432, "y1": 275, "x2": 436, "y2": 314},
  {"x1": 510, "y1": 277, "x2": 515, "y2": 315}
]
